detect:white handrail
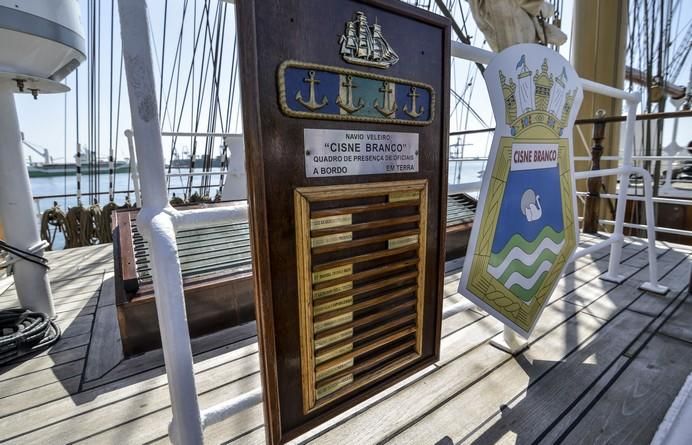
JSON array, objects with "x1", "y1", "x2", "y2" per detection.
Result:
[
  {"x1": 574, "y1": 155, "x2": 692, "y2": 161},
  {"x1": 161, "y1": 131, "x2": 243, "y2": 138},
  {"x1": 166, "y1": 171, "x2": 228, "y2": 178},
  {"x1": 576, "y1": 191, "x2": 692, "y2": 207}
]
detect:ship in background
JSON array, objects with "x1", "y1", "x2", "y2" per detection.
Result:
[{"x1": 23, "y1": 134, "x2": 130, "y2": 177}]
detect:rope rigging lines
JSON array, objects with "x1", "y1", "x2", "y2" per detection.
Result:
[{"x1": 38, "y1": 0, "x2": 240, "y2": 250}]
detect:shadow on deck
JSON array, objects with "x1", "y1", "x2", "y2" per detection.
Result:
[{"x1": 0, "y1": 234, "x2": 690, "y2": 444}]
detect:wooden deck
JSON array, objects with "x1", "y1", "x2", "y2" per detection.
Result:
[{"x1": 0, "y1": 234, "x2": 691, "y2": 444}]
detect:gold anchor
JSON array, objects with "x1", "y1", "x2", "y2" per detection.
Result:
[
  {"x1": 373, "y1": 81, "x2": 398, "y2": 118},
  {"x1": 403, "y1": 87, "x2": 424, "y2": 119},
  {"x1": 336, "y1": 75, "x2": 365, "y2": 114},
  {"x1": 295, "y1": 70, "x2": 328, "y2": 111}
]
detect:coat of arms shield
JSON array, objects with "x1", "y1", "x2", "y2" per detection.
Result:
[{"x1": 458, "y1": 44, "x2": 584, "y2": 337}]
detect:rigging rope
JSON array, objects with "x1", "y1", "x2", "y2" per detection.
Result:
[
  {"x1": 159, "y1": 0, "x2": 170, "y2": 118},
  {"x1": 108, "y1": 0, "x2": 115, "y2": 203}
]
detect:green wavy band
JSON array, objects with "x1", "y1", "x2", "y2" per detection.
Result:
[
  {"x1": 494, "y1": 249, "x2": 558, "y2": 284},
  {"x1": 509, "y1": 271, "x2": 550, "y2": 302},
  {"x1": 490, "y1": 225, "x2": 564, "y2": 267}
]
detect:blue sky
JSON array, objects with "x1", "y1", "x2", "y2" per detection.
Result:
[
  {"x1": 14, "y1": 0, "x2": 692, "y2": 163},
  {"x1": 17, "y1": 0, "x2": 242, "y2": 164}
]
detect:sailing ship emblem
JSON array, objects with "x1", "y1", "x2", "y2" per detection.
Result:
[{"x1": 339, "y1": 12, "x2": 399, "y2": 69}]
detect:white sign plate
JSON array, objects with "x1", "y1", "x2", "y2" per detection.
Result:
[
  {"x1": 304, "y1": 129, "x2": 419, "y2": 177},
  {"x1": 510, "y1": 143, "x2": 558, "y2": 171}
]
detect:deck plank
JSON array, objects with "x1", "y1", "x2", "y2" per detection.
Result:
[
  {"x1": 0, "y1": 375, "x2": 82, "y2": 419},
  {"x1": 134, "y1": 239, "x2": 656, "y2": 444},
  {"x1": 461, "y1": 310, "x2": 653, "y2": 444},
  {"x1": 538, "y1": 286, "x2": 690, "y2": 444},
  {"x1": 659, "y1": 299, "x2": 692, "y2": 344},
  {"x1": 0, "y1": 359, "x2": 84, "y2": 399},
  {"x1": 58, "y1": 314, "x2": 95, "y2": 339},
  {"x1": 1, "y1": 235, "x2": 689, "y2": 445},
  {"x1": 560, "y1": 333, "x2": 692, "y2": 445},
  {"x1": 83, "y1": 303, "x2": 122, "y2": 382},
  {"x1": 0, "y1": 345, "x2": 87, "y2": 383},
  {"x1": 3, "y1": 354, "x2": 261, "y2": 444},
  {"x1": 0, "y1": 340, "x2": 260, "y2": 442},
  {"x1": 385, "y1": 312, "x2": 609, "y2": 445},
  {"x1": 81, "y1": 321, "x2": 258, "y2": 390},
  {"x1": 376, "y1": 245, "x2": 683, "y2": 445}
]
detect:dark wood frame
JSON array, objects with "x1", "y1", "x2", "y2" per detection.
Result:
[
  {"x1": 111, "y1": 207, "x2": 254, "y2": 356},
  {"x1": 236, "y1": 0, "x2": 450, "y2": 442}
]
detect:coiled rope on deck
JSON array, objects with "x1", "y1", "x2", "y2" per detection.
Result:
[{"x1": 0, "y1": 309, "x2": 60, "y2": 365}]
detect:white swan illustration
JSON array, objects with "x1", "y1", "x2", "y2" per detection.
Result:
[{"x1": 521, "y1": 189, "x2": 543, "y2": 222}]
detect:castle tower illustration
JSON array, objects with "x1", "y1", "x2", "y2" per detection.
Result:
[
  {"x1": 561, "y1": 89, "x2": 576, "y2": 129},
  {"x1": 500, "y1": 71, "x2": 517, "y2": 123},
  {"x1": 499, "y1": 54, "x2": 576, "y2": 136},
  {"x1": 533, "y1": 58, "x2": 553, "y2": 112}
]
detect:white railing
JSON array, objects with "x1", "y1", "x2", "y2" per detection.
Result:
[
  {"x1": 449, "y1": 41, "x2": 669, "y2": 353},
  {"x1": 117, "y1": 2, "x2": 673, "y2": 442},
  {"x1": 451, "y1": 41, "x2": 668, "y2": 293},
  {"x1": 125, "y1": 130, "x2": 242, "y2": 206},
  {"x1": 451, "y1": 107, "x2": 692, "y2": 239},
  {"x1": 119, "y1": 3, "x2": 251, "y2": 444}
]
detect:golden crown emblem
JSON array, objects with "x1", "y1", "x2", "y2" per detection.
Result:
[{"x1": 499, "y1": 56, "x2": 576, "y2": 137}]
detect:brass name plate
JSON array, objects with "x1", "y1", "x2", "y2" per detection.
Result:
[
  {"x1": 312, "y1": 264, "x2": 353, "y2": 284},
  {"x1": 310, "y1": 214, "x2": 352, "y2": 230},
  {"x1": 388, "y1": 234, "x2": 419, "y2": 249}
]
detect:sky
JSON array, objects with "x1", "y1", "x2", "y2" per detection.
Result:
[
  {"x1": 13, "y1": 0, "x2": 692, "y2": 164},
  {"x1": 16, "y1": 0, "x2": 242, "y2": 164}
]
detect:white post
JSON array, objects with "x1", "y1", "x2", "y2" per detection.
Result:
[
  {"x1": 490, "y1": 326, "x2": 529, "y2": 355},
  {"x1": 634, "y1": 166, "x2": 669, "y2": 294},
  {"x1": 125, "y1": 129, "x2": 142, "y2": 206},
  {"x1": 603, "y1": 96, "x2": 639, "y2": 283},
  {"x1": 660, "y1": 98, "x2": 684, "y2": 196},
  {"x1": 118, "y1": 1, "x2": 203, "y2": 444},
  {"x1": 220, "y1": 135, "x2": 248, "y2": 201},
  {"x1": 0, "y1": 84, "x2": 54, "y2": 316}
]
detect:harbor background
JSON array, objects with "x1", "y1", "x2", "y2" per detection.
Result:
[{"x1": 29, "y1": 159, "x2": 487, "y2": 250}]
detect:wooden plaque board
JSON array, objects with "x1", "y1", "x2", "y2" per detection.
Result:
[{"x1": 236, "y1": 1, "x2": 450, "y2": 442}]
